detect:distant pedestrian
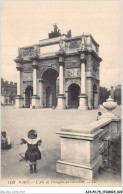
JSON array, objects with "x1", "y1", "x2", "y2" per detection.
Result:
[
  {"x1": 1, "y1": 131, "x2": 11, "y2": 149},
  {"x1": 97, "y1": 112, "x2": 102, "y2": 121},
  {"x1": 21, "y1": 129, "x2": 42, "y2": 174}
]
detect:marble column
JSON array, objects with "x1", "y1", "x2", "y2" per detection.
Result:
[
  {"x1": 17, "y1": 69, "x2": 21, "y2": 96},
  {"x1": 78, "y1": 54, "x2": 88, "y2": 110},
  {"x1": 23, "y1": 92, "x2": 26, "y2": 107},
  {"x1": 33, "y1": 67, "x2": 37, "y2": 96},
  {"x1": 39, "y1": 79, "x2": 44, "y2": 108},
  {"x1": 57, "y1": 56, "x2": 66, "y2": 109},
  {"x1": 59, "y1": 65, "x2": 64, "y2": 94},
  {"x1": 31, "y1": 60, "x2": 40, "y2": 108},
  {"x1": 80, "y1": 63, "x2": 86, "y2": 94},
  {"x1": 14, "y1": 64, "x2": 24, "y2": 108},
  {"x1": 65, "y1": 91, "x2": 69, "y2": 108}
]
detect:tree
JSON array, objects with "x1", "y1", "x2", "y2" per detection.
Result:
[
  {"x1": 114, "y1": 86, "x2": 121, "y2": 105},
  {"x1": 99, "y1": 87, "x2": 110, "y2": 104}
]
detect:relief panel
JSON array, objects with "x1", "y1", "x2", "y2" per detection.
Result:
[
  {"x1": 24, "y1": 73, "x2": 33, "y2": 81},
  {"x1": 23, "y1": 63, "x2": 33, "y2": 73},
  {"x1": 65, "y1": 68, "x2": 80, "y2": 78},
  {"x1": 18, "y1": 46, "x2": 40, "y2": 57},
  {"x1": 65, "y1": 40, "x2": 81, "y2": 50},
  {"x1": 65, "y1": 61, "x2": 80, "y2": 69},
  {"x1": 19, "y1": 48, "x2": 34, "y2": 57}
]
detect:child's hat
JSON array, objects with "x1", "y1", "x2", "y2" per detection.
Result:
[{"x1": 28, "y1": 129, "x2": 37, "y2": 139}]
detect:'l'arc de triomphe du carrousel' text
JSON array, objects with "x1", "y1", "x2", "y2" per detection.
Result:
[{"x1": 14, "y1": 24, "x2": 102, "y2": 110}]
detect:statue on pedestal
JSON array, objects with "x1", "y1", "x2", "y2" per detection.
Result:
[{"x1": 49, "y1": 24, "x2": 61, "y2": 38}]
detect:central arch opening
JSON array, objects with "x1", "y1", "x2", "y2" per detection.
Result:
[
  {"x1": 25, "y1": 86, "x2": 33, "y2": 108},
  {"x1": 68, "y1": 83, "x2": 80, "y2": 108},
  {"x1": 42, "y1": 69, "x2": 59, "y2": 108}
]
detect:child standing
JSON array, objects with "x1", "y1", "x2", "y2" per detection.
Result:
[{"x1": 21, "y1": 129, "x2": 42, "y2": 174}]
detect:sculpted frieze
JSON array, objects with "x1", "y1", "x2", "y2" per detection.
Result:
[
  {"x1": 66, "y1": 61, "x2": 80, "y2": 68},
  {"x1": 19, "y1": 48, "x2": 34, "y2": 57},
  {"x1": 23, "y1": 63, "x2": 33, "y2": 73},
  {"x1": 66, "y1": 68, "x2": 80, "y2": 78},
  {"x1": 39, "y1": 63, "x2": 59, "y2": 71},
  {"x1": 24, "y1": 73, "x2": 33, "y2": 81},
  {"x1": 69, "y1": 40, "x2": 81, "y2": 49}
]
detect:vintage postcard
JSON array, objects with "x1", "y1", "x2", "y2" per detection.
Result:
[{"x1": 1, "y1": 1, "x2": 122, "y2": 193}]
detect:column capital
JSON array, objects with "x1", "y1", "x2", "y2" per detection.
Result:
[
  {"x1": 14, "y1": 56, "x2": 24, "y2": 64},
  {"x1": 77, "y1": 50, "x2": 87, "y2": 64},
  {"x1": 32, "y1": 61, "x2": 39, "y2": 69},
  {"x1": 16, "y1": 64, "x2": 23, "y2": 71},
  {"x1": 31, "y1": 55, "x2": 40, "y2": 69},
  {"x1": 80, "y1": 53, "x2": 87, "y2": 64},
  {"x1": 59, "y1": 56, "x2": 65, "y2": 66},
  {"x1": 56, "y1": 50, "x2": 65, "y2": 56},
  {"x1": 56, "y1": 50, "x2": 65, "y2": 66}
]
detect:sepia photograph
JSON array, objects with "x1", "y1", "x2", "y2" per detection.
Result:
[{"x1": 1, "y1": 0, "x2": 122, "y2": 193}]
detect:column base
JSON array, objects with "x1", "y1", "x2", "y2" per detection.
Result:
[
  {"x1": 78, "y1": 94, "x2": 88, "y2": 110},
  {"x1": 56, "y1": 95, "x2": 66, "y2": 110},
  {"x1": 56, "y1": 155, "x2": 102, "y2": 180},
  {"x1": 31, "y1": 95, "x2": 40, "y2": 108},
  {"x1": 14, "y1": 96, "x2": 24, "y2": 108}
]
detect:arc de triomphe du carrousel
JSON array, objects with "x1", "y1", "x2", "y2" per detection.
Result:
[{"x1": 14, "y1": 27, "x2": 102, "y2": 110}]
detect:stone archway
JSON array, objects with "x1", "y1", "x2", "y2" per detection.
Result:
[
  {"x1": 25, "y1": 86, "x2": 33, "y2": 108},
  {"x1": 68, "y1": 83, "x2": 80, "y2": 108},
  {"x1": 42, "y1": 68, "x2": 59, "y2": 108}
]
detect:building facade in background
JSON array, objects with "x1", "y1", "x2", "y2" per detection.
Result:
[
  {"x1": 14, "y1": 33, "x2": 102, "y2": 109},
  {"x1": 1, "y1": 78, "x2": 17, "y2": 105}
]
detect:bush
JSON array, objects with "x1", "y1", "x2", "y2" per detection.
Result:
[{"x1": 109, "y1": 135, "x2": 121, "y2": 173}]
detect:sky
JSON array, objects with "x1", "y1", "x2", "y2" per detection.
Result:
[{"x1": 1, "y1": 1, "x2": 122, "y2": 89}]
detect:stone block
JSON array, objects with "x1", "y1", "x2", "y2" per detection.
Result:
[
  {"x1": 56, "y1": 155, "x2": 102, "y2": 180},
  {"x1": 110, "y1": 119, "x2": 121, "y2": 134},
  {"x1": 14, "y1": 96, "x2": 24, "y2": 108},
  {"x1": 31, "y1": 96, "x2": 40, "y2": 108},
  {"x1": 56, "y1": 118, "x2": 113, "y2": 180},
  {"x1": 78, "y1": 95, "x2": 88, "y2": 110},
  {"x1": 57, "y1": 95, "x2": 66, "y2": 109}
]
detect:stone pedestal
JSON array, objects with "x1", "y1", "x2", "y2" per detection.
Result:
[
  {"x1": 57, "y1": 156, "x2": 102, "y2": 180},
  {"x1": 78, "y1": 94, "x2": 88, "y2": 110},
  {"x1": 56, "y1": 118, "x2": 113, "y2": 180},
  {"x1": 101, "y1": 114, "x2": 121, "y2": 135},
  {"x1": 31, "y1": 95, "x2": 40, "y2": 108},
  {"x1": 110, "y1": 119, "x2": 121, "y2": 134},
  {"x1": 57, "y1": 95, "x2": 66, "y2": 109},
  {"x1": 15, "y1": 96, "x2": 24, "y2": 108}
]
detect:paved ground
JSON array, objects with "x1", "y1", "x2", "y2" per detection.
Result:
[{"x1": 1, "y1": 106, "x2": 121, "y2": 187}]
